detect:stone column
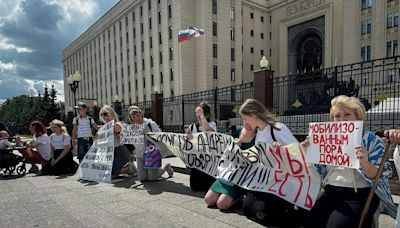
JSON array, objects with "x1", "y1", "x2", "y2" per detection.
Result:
[
  {"x1": 254, "y1": 69, "x2": 274, "y2": 110},
  {"x1": 151, "y1": 93, "x2": 163, "y2": 128}
]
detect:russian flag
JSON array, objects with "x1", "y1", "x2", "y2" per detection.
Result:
[{"x1": 178, "y1": 26, "x2": 205, "y2": 43}]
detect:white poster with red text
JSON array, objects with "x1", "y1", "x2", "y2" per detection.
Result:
[
  {"x1": 305, "y1": 121, "x2": 363, "y2": 169},
  {"x1": 149, "y1": 132, "x2": 320, "y2": 210}
]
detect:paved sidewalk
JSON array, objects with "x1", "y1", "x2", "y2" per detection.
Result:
[{"x1": 0, "y1": 157, "x2": 396, "y2": 228}]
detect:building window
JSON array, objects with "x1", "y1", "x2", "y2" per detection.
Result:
[
  {"x1": 141, "y1": 41, "x2": 144, "y2": 52},
  {"x1": 230, "y1": 69, "x2": 235, "y2": 81},
  {"x1": 261, "y1": 16, "x2": 264, "y2": 22},
  {"x1": 169, "y1": 48, "x2": 173, "y2": 60},
  {"x1": 213, "y1": 44, "x2": 218, "y2": 58},
  {"x1": 133, "y1": 28, "x2": 136, "y2": 39},
  {"x1": 250, "y1": 12, "x2": 254, "y2": 19},
  {"x1": 143, "y1": 77, "x2": 146, "y2": 88},
  {"x1": 387, "y1": 40, "x2": 398, "y2": 57},
  {"x1": 388, "y1": 70, "x2": 396, "y2": 82},
  {"x1": 140, "y1": 6, "x2": 143, "y2": 17},
  {"x1": 142, "y1": 59, "x2": 145, "y2": 70},
  {"x1": 135, "y1": 79, "x2": 138, "y2": 90},
  {"x1": 261, "y1": 33, "x2": 264, "y2": 39},
  {"x1": 261, "y1": 49, "x2": 264, "y2": 56},
  {"x1": 212, "y1": 0, "x2": 217, "y2": 15},
  {"x1": 250, "y1": 30, "x2": 254, "y2": 36},
  {"x1": 213, "y1": 22, "x2": 218, "y2": 36},
  {"x1": 159, "y1": 51, "x2": 163, "y2": 64},
  {"x1": 150, "y1": 56, "x2": 154, "y2": 67},
  {"x1": 361, "y1": 20, "x2": 372, "y2": 34},
  {"x1": 361, "y1": 0, "x2": 372, "y2": 10},
  {"x1": 134, "y1": 45, "x2": 137, "y2": 56},
  {"x1": 170, "y1": 68, "x2": 174, "y2": 80},
  {"x1": 149, "y1": 17, "x2": 152, "y2": 30},
  {"x1": 387, "y1": 12, "x2": 399, "y2": 28},
  {"x1": 150, "y1": 36, "x2": 153, "y2": 48},
  {"x1": 230, "y1": 28, "x2": 235, "y2": 40},
  {"x1": 140, "y1": 23, "x2": 143, "y2": 34},
  {"x1": 151, "y1": 74, "x2": 154, "y2": 86},
  {"x1": 159, "y1": 32, "x2": 162, "y2": 44},
  {"x1": 169, "y1": 26, "x2": 172, "y2": 39},
  {"x1": 250, "y1": 47, "x2": 254, "y2": 53},
  {"x1": 250, "y1": 64, "x2": 254, "y2": 71},
  {"x1": 158, "y1": 12, "x2": 161, "y2": 24},
  {"x1": 361, "y1": 45, "x2": 371, "y2": 61},
  {"x1": 148, "y1": 0, "x2": 151, "y2": 10},
  {"x1": 160, "y1": 72, "x2": 163, "y2": 83},
  {"x1": 168, "y1": 5, "x2": 172, "y2": 18},
  {"x1": 231, "y1": 48, "x2": 235, "y2": 61},
  {"x1": 230, "y1": 7, "x2": 235, "y2": 20},
  {"x1": 213, "y1": 65, "x2": 218, "y2": 79}
]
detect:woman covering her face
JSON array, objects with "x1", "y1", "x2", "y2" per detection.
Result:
[{"x1": 304, "y1": 95, "x2": 396, "y2": 228}]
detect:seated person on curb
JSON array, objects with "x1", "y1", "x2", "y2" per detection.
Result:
[
  {"x1": 204, "y1": 122, "x2": 256, "y2": 210},
  {"x1": 98, "y1": 105, "x2": 134, "y2": 178},
  {"x1": 0, "y1": 130, "x2": 14, "y2": 151},
  {"x1": 22, "y1": 121, "x2": 51, "y2": 173},
  {"x1": 49, "y1": 119, "x2": 77, "y2": 175},
  {"x1": 186, "y1": 102, "x2": 217, "y2": 191},
  {"x1": 303, "y1": 95, "x2": 396, "y2": 228},
  {"x1": 72, "y1": 102, "x2": 99, "y2": 163},
  {"x1": 128, "y1": 105, "x2": 173, "y2": 181}
]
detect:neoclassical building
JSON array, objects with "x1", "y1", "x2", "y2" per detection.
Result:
[{"x1": 63, "y1": 0, "x2": 399, "y2": 111}]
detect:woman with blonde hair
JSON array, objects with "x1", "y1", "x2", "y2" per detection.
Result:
[
  {"x1": 238, "y1": 99, "x2": 305, "y2": 226},
  {"x1": 49, "y1": 119, "x2": 77, "y2": 175},
  {"x1": 304, "y1": 95, "x2": 396, "y2": 228},
  {"x1": 99, "y1": 105, "x2": 134, "y2": 177}
]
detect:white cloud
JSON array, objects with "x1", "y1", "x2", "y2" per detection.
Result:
[
  {"x1": 0, "y1": 61, "x2": 15, "y2": 71},
  {"x1": 0, "y1": 38, "x2": 33, "y2": 53}
]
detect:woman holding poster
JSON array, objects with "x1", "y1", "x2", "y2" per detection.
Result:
[
  {"x1": 304, "y1": 95, "x2": 396, "y2": 228},
  {"x1": 128, "y1": 105, "x2": 174, "y2": 181},
  {"x1": 238, "y1": 99, "x2": 306, "y2": 227},
  {"x1": 99, "y1": 105, "x2": 133, "y2": 178}
]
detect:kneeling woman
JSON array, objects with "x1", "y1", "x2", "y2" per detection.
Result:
[
  {"x1": 99, "y1": 105, "x2": 133, "y2": 177},
  {"x1": 204, "y1": 122, "x2": 256, "y2": 210},
  {"x1": 22, "y1": 121, "x2": 51, "y2": 173}
]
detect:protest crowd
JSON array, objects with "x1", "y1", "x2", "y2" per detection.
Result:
[{"x1": 1, "y1": 95, "x2": 400, "y2": 228}]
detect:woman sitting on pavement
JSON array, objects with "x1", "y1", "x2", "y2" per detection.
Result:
[
  {"x1": 22, "y1": 121, "x2": 51, "y2": 173},
  {"x1": 204, "y1": 121, "x2": 256, "y2": 210},
  {"x1": 99, "y1": 105, "x2": 133, "y2": 178},
  {"x1": 303, "y1": 95, "x2": 396, "y2": 228},
  {"x1": 49, "y1": 119, "x2": 77, "y2": 175},
  {"x1": 128, "y1": 105, "x2": 173, "y2": 181}
]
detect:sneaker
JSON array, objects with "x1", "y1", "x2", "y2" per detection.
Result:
[
  {"x1": 28, "y1": 164, "x2": 39, "y2": 173},
  {"x1": 164, "y1": 163, "x2": 174, "y2": 178}
]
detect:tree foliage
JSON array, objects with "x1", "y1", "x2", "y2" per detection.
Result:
[{"x1": 0, "y1": 85, "x2": 62, "y2": 135}]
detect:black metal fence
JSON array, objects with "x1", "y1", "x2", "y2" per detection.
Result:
[
  {"x1": 120, "y1": 56, "x2": 399, "y2": 135},
  {"x1": 273, "y1": 56, "x2": 400, "y2": 134}
]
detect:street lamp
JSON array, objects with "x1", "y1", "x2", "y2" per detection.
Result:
[
  {"x1": 260, "y1": 56, "x2": 269, "y2": 69},
  {"x1": 114, "y1": 95, "x2": 122, "y2": 117},
  {"x1": 67, "y1": 71, "x2": 81, "y2": 115}
]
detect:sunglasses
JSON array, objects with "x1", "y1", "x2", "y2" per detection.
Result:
[{"x1": 100, "y1": 112, "x2": 109, "y2": 117}]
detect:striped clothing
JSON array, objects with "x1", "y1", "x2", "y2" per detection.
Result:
[{"x1": 315, "y1": 131, "x2": 396, "y2": 218}]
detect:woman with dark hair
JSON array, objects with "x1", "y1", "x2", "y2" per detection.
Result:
[
  {"x1": 22, "y1": 121, "x2": 51, "y2": 173},
  {"x1": 186, "y1": 102, "x2": 217, "y2": 191}
]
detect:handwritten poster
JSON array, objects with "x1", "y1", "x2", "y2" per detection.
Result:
[
  {"x1": 75, "y1": 120, "x2": 115, "y2": 183},
  {"x1": 120, "y1": 123, "x2": 145, "y2": 145},
  {"x1": 305, "y1": 121, "x2": 363, "y2": 168}
]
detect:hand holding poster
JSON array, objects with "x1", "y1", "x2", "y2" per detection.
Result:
[
  {"x1": 75, "y1": 120, "x2": 115, "y2": 183},
  {"x1": 305, "y1": 121, "x2": 363, "y2": 168},
  {"x1": 120, "y1": 123, "x2": 145, "y2": 145}
]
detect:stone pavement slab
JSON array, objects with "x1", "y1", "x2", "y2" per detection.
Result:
[{"x1": 0, "y1": 156, "x2": 396, "y2": 227}]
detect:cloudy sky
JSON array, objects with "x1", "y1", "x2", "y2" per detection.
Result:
[{"x1": 0, "y1": 0, "x2": 118, "y2": 102}]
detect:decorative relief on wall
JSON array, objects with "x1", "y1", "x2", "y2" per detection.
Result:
[{"x1": 286, "y1": 0, "x2": 325, "y2": 16}]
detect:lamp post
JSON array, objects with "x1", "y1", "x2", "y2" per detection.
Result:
[
  {"x1": 254, "y1": 56, "x2": 274, "y2": 110},
  {"x1": 67, "y1": 71, "x2": 81, "y2": 115},
  {"x1": 114, "y1": 95, "x2": 122, "y2": 117}
]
